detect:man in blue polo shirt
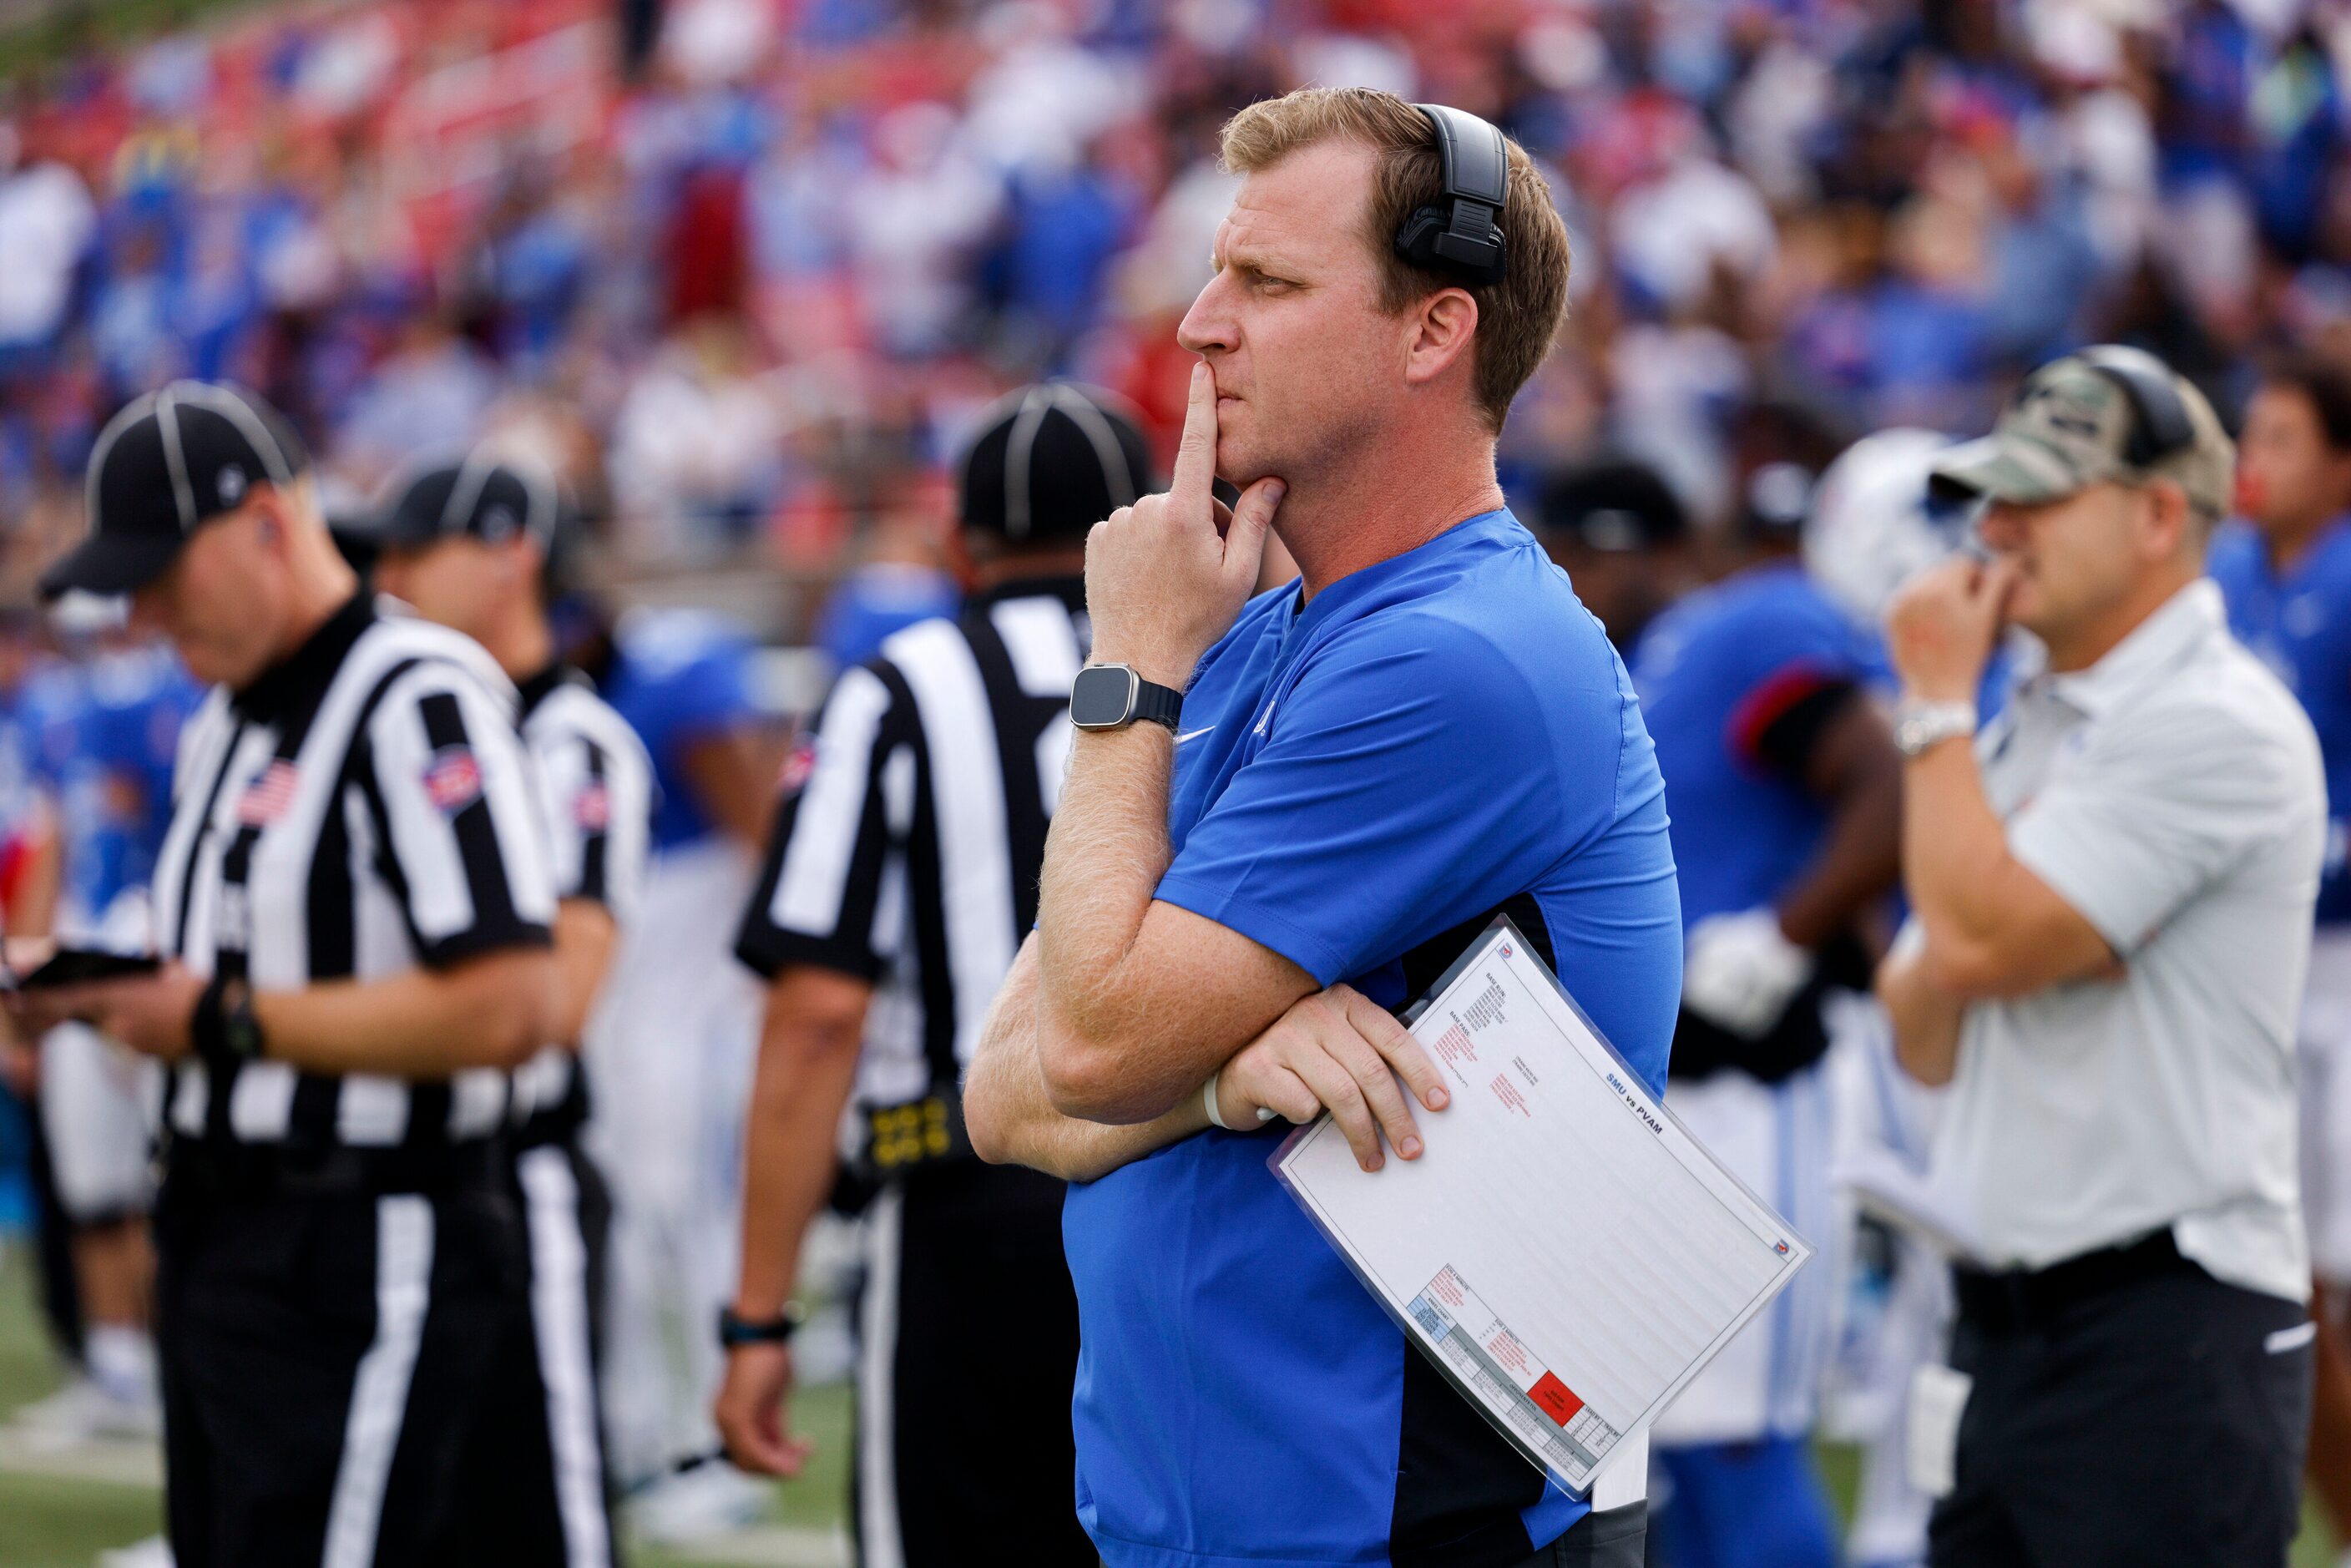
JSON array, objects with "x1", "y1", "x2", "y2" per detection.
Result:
[{"x1": 964, "y1": 87, "x2": 1680, "y2": 1568}]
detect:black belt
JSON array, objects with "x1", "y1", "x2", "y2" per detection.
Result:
[
  {"x1": 163, "y1": 1135, "x2": 510, "y2": 1199},
  {"x1": 1953, "y1": 1229, "x2": 2202, "y2": 1334},
  {"x1": 859, "y1": 1085, "x2": 977, "y2": 1178}
]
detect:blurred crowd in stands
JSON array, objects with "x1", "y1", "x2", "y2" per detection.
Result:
[{"x1": 0, "y1": 0, "x2": 2345, "y2": 639}]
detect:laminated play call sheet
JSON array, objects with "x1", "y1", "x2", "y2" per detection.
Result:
[{"x1": 1273, "y1": 921, "x2": 1814, "y2": 1496}]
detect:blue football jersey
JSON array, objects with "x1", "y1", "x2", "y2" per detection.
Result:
[
  {"x1": 1631, "y1": 561, "x2": 1881, "y2": 928},
  {"x1": 603, "y1": 609, "x2": 761, "y2": 852},
  {"x1": 2209, "y1": 518, "x2": 2351, "y2": 922},
  {"x1": 28, "y1": 644, "x2": 203, "y2": 938}
]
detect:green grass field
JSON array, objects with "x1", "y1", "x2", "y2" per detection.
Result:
[{"x1": 0, "y1": 1241, "x2": 2337, "y2": 1565}]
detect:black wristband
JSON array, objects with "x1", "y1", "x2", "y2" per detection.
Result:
[
  {"x1": 718, "y1": 1302, "x2": 806, "y2": 1349},
  {"x1": 190, "y1": 974, "x2": 263, "y2": 1071}
]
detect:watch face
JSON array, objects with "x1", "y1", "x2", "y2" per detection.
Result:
[{"x1": 1069, "y1": 665, "x2": 1136, "y2": 729}]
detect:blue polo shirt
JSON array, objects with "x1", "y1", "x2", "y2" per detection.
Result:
[
  {"x1": 2209, "y1": 517, "x2": 2351, "y2": 923},
  {"x1": 1062, "y1": 508, "x2": 1682, "y2": 1568}
]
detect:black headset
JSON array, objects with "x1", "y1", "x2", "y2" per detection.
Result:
[
  {"x1": 2076, "y1": 346, "x2": 2196, "y2": 466},
  {"x1": 1393, "y1": 104, "x2": 1509, "y2": 287}
]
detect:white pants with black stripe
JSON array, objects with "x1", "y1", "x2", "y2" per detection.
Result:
[
  {"x1": 38, "y1": 1020, "x2": 158, "y2": 1222},
  {"x1": 155, "y1": 1162, "x2": 534, "y2": 1568}
]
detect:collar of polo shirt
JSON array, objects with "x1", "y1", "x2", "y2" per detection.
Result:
[{"x1": 2029, "y1": 578, "x2": 2226, "y2": 719}]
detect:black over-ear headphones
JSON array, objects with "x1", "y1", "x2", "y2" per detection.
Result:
[
  {"x1": 2076, "y1": 346, "x2": 2196, "y2": 466},
  {"x1": 1393, "y1": 104, "x2": 1509, "y2": 287}
]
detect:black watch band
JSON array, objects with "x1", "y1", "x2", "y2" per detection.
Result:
[
  {"x1": 190, "y1": 974, "x2": 264, "y2": 1070},
  {"x1": 718, "y1": 1302, "x2": 806, "y2": 1349},
  {"x1": 1069, "y1": 663, "x2": 1184, "y2": 732}
]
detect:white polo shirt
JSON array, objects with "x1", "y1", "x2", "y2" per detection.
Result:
[{"x1": 1929, "y1": 579, "x2": 2325, "y2": 1303}]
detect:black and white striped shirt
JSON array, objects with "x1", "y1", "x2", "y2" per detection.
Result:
[
  {"x1": 736, "y1": 579, "x2": 1086, "y2": 1128},
  {"x1": 154, "y1": 594, "x2": 557, "y2": 1150},
  {"x1": 509, "y1": 662, "x2": 655, "y2": 1139}
]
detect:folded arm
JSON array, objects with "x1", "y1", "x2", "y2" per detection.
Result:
[
  {"x1": 967, "y1": 937, "x2": 1215, "y2": 1182},
  {"x1": 1029, "y1": 722, "x2": 1318, "y2": 1124},
  {"x1": 1902, "y1": 736, "x2": 2116, "y2": 999}
]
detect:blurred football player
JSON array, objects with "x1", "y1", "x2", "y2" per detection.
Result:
[
  {"x1": 1631, "y1": 462, "x2": 1905, "y2": 1568},
  {"x1": 2208, "y1": 352, "x2": 2351, "y2": 1549}
]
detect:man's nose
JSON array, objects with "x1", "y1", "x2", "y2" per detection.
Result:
[
  {"x1": 1176, "y1": 273, "x2": 1237, "y2": 357},
  {"x1": 1975, "y1": 503, "x2": 2025, "y2": 550}
]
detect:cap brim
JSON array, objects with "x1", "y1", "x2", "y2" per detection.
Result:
[
  {"x1": 1926, "y1": 434, "x2": 2084, "y2": 507},
  {"x1": 37, "y1": 532, "x2": 186, "y2": 600}
]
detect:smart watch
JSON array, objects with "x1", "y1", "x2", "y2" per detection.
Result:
[
  {"x1": 718, "y1": 1302, "x2": 806, "y2": 1350},
  {"x1": 1893, "y1": 699, "x2": 1979, "y2": 758},
  {"x1": 1069, "y1": 664, "x2": 1183, "y2": 732}
]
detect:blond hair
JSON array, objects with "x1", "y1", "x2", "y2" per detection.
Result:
[{"x1": 1220, "y1": 87, "x2": 1571, "y2": 432}]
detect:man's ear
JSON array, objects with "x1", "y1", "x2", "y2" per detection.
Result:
[
  {"x1": 250, "y1": 490, "x2": 283, "y2": 550},
  {"x1": 2141, "y1": 479, "x2": 2192, "y2": 560},
  {"x1": 1403, "y1": 288, "x2": 1480, "y2": 389}
]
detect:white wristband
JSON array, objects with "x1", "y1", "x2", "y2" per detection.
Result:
[
  {"x1": 1203, "y1": 1066, "x2": 1275, "y2": 1130},
  {"x1": 1204, "y1": 1067, "x2": 1234, "y2": 1130}
]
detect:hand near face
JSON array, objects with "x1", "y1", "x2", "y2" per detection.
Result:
[
  {"x1": 1885, "y1": 555, "x2": 2020, "y2": 703},
  {"x1": 1084, "y1": 362, "x2": 1285, "y2": 690}
]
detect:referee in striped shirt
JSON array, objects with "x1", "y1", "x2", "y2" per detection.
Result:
[
  {"x1": 370, "y1": 449, "x2": 656, "y2": 1568},
  {"x1": 715, "y1": 383, "x2": 1150, "y2": 1565},
  {"x1": 20, "y1": 382, "x2": 559, "y2": 1567}
]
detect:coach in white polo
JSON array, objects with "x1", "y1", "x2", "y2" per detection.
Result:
[{"x1": 1876, "y1": 346, "x2": 2324, "y2": 1566}]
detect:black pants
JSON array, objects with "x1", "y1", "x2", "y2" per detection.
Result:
[
  {"x1": 1929, "y1": 1262, "x2": 2313, "y2": 1568},
  {"x1": 1503, "y1": 1502, "x2": 1646, "y2": 1567},
  {"x1": 155, "y1": 1165, "x2": 537, "y2": 1567},
  {"x1": 461, "y1": 1139, "x2": 619, "y2": 1568},
  {"x1": 852, "y1": 1160, "x2": 1093, "y2": 1568}
]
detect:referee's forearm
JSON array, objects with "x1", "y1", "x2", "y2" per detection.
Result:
[
  {"x1": 252, "y1": 948, "x2": 553, "y2": 1075},
  {"x1": 733, "y1": 974, "x2": 867, "y2": 1318}
]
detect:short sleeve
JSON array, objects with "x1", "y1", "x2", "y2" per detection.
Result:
[
  {"x1": 1155, "y1": 620, "x2": 1604, "y2": 987},
  {"x1": 2007, "y1": 700, "x2": 2317, "y2": 955},
  {"x1": 362, "y1": 663, "x2": 557, "y2": 967},
  {"x1": 1722, "y1": 604, "x2": 1873, "y2": 777},
  {"x1": 535, "y1": 718, "x2": 654, "y2": 922},
  {"x1": 735, "y1": 663, "x2": 911, "y2": 981}
]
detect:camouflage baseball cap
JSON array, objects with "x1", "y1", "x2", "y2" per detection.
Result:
[{"x1": 1929, "y1": 347, "x2": 2234, "y2": 524}]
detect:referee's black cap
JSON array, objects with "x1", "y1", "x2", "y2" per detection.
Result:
[
  {"x1": 958, "y1": 382, "x2": 1155, "y2": 543},
  {"x1": 1536, "y1": 456, "x2": 1688, "y2": 553},
  {"x1": 41, "y1": 380, "x2": 310, "y2": 600},
  {"x1": 369, "y1": 449, "x2": 564, "y2": 554}
]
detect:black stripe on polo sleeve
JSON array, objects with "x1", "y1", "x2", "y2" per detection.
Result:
[
  {"x1": 736, "y1": 663, "x2": 907, "y2": 982},
  {"x1": 363, "y1": 666, "x2": 556, "y2": 968}
]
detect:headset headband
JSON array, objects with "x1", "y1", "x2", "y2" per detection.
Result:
[
  {"x1": 2077, "y1": 347, "x2": 2195, "y2": 467},
  {"x1": 1394, "y1": 104, "x2": 1509, "y2": 286}
]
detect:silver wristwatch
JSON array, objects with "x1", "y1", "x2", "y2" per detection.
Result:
[{"x1": 1893, "y1": 699, "x2": 1979, "y2": 758}]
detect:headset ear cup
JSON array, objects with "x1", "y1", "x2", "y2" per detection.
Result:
[{"x1": 1393, "y1": 207, "x2": 1443, "y2": 269}]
